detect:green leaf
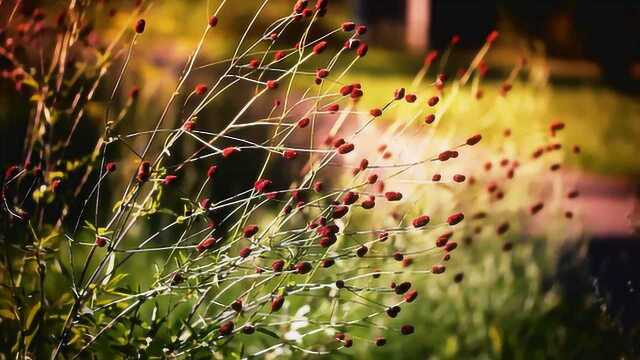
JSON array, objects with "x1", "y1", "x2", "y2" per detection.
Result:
[{"x1": 256, "y1": 327, "x2": 280, "y2": 339}]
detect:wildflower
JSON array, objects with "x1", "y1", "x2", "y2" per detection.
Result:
[
  {"x1": 271, "y1": 259, "x2": 285, "y2": 272},
  {"x1": 194, "y1": 84, "x2": 207, "y2": 95},
  {"x1": 283, "y1": 149, "x2": 298, "y2": 160},
  {"x1": 341, "y1": 22, "x2": 355, "y2": 32},
  {"x1": 400, "y1": 325, "x2": 414, "y2": 335},
  {"x1": 337, "y1": 143, "x2": 354, "y2": 154},
  {"x1": 135, "y1": 19, "x2": 146, "y2": 34},
  {"x1": 384, "y1": 191, "x2": 402, "y2": 201},
  {"x1": 342, "y1": 191, "x2": 359, "y2": 205},
  {"x1": 239, "y1": 247, "x2": 252, "y2": 258},
  {"x1": 466, "y1": 134, "x2": 482, "y2": 145},
  {"x1": 447, "y1": 212, "x2": 464, "y2": 225},
  {"x1": 219, "y1": 321, "x2": 234, "y2": 336},
  {"x1": 222, "y1": 147, "x2": 239, "y2": 158},
  {"x1": 243, "y1": 224, "x2": 259, "y2": 237},
  {"x1": 412, "y1": 215, "x2": 430, "y2": 228},
  {"x1": 208, "y1": 15, "x2": 218, "y2": 27}
]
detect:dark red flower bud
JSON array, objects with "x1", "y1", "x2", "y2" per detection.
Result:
[
  {"x1": 356, "y1": 43, "x2": 368, "y2": 57},
  {"x1": 451, "y1": 34, "x2": 461, "y2": 45},
  {"x1": 356, "y1": 245, "x2": 368, "y2": 257},
  {"x1": 271, "y1": 295, "x2": 285, "y2": 312},
  {"x1": 313, "y1": 181, "x2": 323, "y2": 192},
  {"x1": 431, "y1": 264, "x2": 446, "y2": 274},
  {"x1": 243, "y1": 224, "x2": 259, "y2": 237},
  {"x1": 375, "y1": 336, "x2": 387, "y2": 346},
  {"x1": 425, "y1": 114, "x2": 435, "y2": 124},
  {"x1": 254, "y1": 179, "x2": 272, "y2": 193},
  {"x1": 242, "y1": 325, "x2": 255, "y2": 334},
  {"x1": 428, "y1": 96, "x2": 439, "y2": 107},
  {"x1": 412, "y1": 215, "x2": 430, "y2": 228},
  {"x1": 193, "y1": 83, "x2": 207, "y2": 95},
  {"x1": 340, "y1": 84, "x2": 354, "y2": 96},
  {"x1": 400, "y1": 325, "x2": 414, "y2": 335},
  {"x1": 466, "y1": 134, "x2": 482, "y2": 146},
  {"x1": 295, "y1": 261, "x2": 312, "y2": 274},
  {"x1": 135, "y1": 19, "x2": 146, "y2": 34},
  {"x1": 342, "y1": 191, "x2": 359, "y2": 205},
  {"x1": 283, "y1": 149, "x2": 298, "y2": 160},
  {"x1": 162, "y1": 175, "x2": 177, "y2": 186},
  {"x1": 447, "y1": 212, "x2": 464, "y2": 226},
  {"x1": 297, "y1": 117, "x2": 310, "y2": 128},
  {"x1": 497, "y1": 222, "x2": 510, "y2": 235},
  {"x1": 404, "y1": 94, "x2": 417, "y2": 103},
  {"x1": 453, "y1": 174, "x2": 466, "y2": 183},
  {"x1": 231, "y1": 299, "x2": 243, "y2": 312},
  {"x1": 530, "y1": 202, "x2": 544, "y2": 215},
  {"x1": 196, "y1": 237, "x2": 216, "y2": 252},
  {"x1": 424, "y1": 50, "x2": 438, "y2": 66},
  {"x1": 567, "y1": 190, "x2": 579, "y2": 199},
  {"x1": 341, "y1": 21, "x2": 355, "y2": 31},
  {"x1": 222, "y1": 147, "x2": 239, "y2": 158},
  {"x1": 332, "y1": 205, "x2": 349, "y2": 219},
  {"x1": 432, "y1": 174, "x2": 441, "y2": 182},
  {"x1": 322, "y1": 258, "x2": 335, "y2": 267},
  {"x1": 454, "y1": 272, "x2": 464, "y2": 283},
  {"x1": 337, "y1": 143, "x2": 354, "y2": 154},
  {"x1": 444, "y1": 242, "x2": 458, "y2": 252},
  {"x1": 378, "y1": 232, "x2": 389, "y2": 241},
  {"x1": 207, "y1": 165, "x2": 218, "y2": 178},
  {"x1": 205, "y1": 14, "x2": 218, "y2": 27},
  {"x1": 486, "y1": 30, "x2": 499, "y2": 44},
  {"x1": 403, "y1": 290, "x2": 418, "y2": 303},
  {"x1": 356, "y1": 24, "x2": 367, "y2": 35},
  {"x1": 327, "y1": 103, "x2": 340, "y2": 113},
  {"x1": 272, "y1": 259, "x2": 285, "y2": 272},
  {"x1": 367, "y1": 174, "x2": 378, "y2": 184},
  {"x1": 136, "y1": 161, "x2": 151, "y2": 182},
  {"x1": 239, "y1": 247, "x2": 252, "y2": 258},
  {"x1": 394, "y1": 88, "x2": 405, "y2": 100},
  {"x1": 384, "y1": 191, "x2": 402, "y2": 201},
  {"x1": 394, "y1": 281, "x2": 411, "y2": 295},
  {"x1": 95, "y1": 236, "x2": 108, "y2": 247},
  {"x1": 219, "y1": 321, "x2": 234, "y2": 336},
  {"x1": 393, "y1": 251, "x2": 404, "y2": 261},
  {"x1": 369, "y1": 108, "x2": 382, "y2": 117},
  {"x1": 312, "y1": 40, "x2": 328, "y2": 54},
  {"x1": 361, "y1": 199, "x2": 375, "y2": 209},
  {"x1": 386, "y1": 305, "x2": 401, "y2": 318},
  {"x1": 503, "y1": 242, "x2": 513, "y2": 251}
]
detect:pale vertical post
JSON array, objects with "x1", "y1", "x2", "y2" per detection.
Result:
[{"x1": 406, "y1": 0, "x2": 431, "y2": 53}]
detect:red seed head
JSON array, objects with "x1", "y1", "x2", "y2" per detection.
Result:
[
  {"x1": 266, "y1": 80, "x2": 278, "y2": 90},
  {"x1": 136, "y1": 161, "x2": 151, "y2": 183},
  {"x1": 386, "y1": 305, "x2": 401, "y2": 318},
  {"x1": 451, "y1": 34, "x2": 461, "y2": 45},
  {"x1": 162, "y1": 175, "x2": 178, "y2": 186},
  {"x1": 497, "y1": 222, "x2": 510, "y2": 235},
  {"x1": 424, "y1": 50, "x2": 438, "y2": 66},
  {"x1": 340, "y1": 84, "x2": 354, "y2": 96},
  {"x1": 375, "y1": 337, "x2": 387, "y2": 347},
  {"x1": 356, "y1": 24, "x2": 367, "y2": 35},
  {"x1": 129, "y1": 86, "x2": 140, "y2": 99},
  {"x1": 239, "y1": 247, "x2": 252, "y2": 258},
  {"x1": 486, "y1": 30, "x2": 499, "y2": 44},
  {"x1": 394, "y1": 281, "x2": 411, "y2": 295},
  {"x1": 431, "y1": 264, "x2": 446, "y2": 274},
  {"x1": 368, "y1": 108, "x2": 383, "y2": 117},
  {"x1": 295, "y1": 261, "x2": 312, "y2": 274},
  {"x1": 315, "y1": 0, "x2": 328, "y2": 10},
  {"x1": 350, "y1": 88, "x2": 364, "y2": 99},
  {"x1": 271, "y1": 259, "x2": 285, "y2": 272},
  {"x1": 384, "y1": 191, "x2": 402, "y2": 201},
  {"x1": 405, "y1": 94, "x2": 417, "y2": 103},
  {"x1": 95, "y1": 236, "x2": 108, "y2": 247},
  {"x1": 312, "y1": 41, "x2": 328, "y2": 54},
  {"x1": 231, "y1": 299, "x2": 243, "y2": 312},
  {"x1": 359, "y1": 159, "x2": 369, "y2": 171},
  {"x1": 327, "y1": 103, "x2": 340, "y2": 113},
  {"x1": 466, "y1": 134, "x2": 482, "y2": 146},
  {"x1": 342, "y1": 191, "x2": 359, "y2": 205},
  {"x1": 530, "y1": 202, "x2": 544, "y2": 215},
  {"x1": 222, "y1": 147, "x2": 239, "y2": 158},
  {"x1": 341, "y1": 21, "x2": 355, "y2": 32},
  {"x1": 248, "y1": 59, "x2": 259, "y2": 69},
  {"x1": 332, "y1": 205, "x2": 349, "y2": 219},
  {"x1": 208, "y1": 15, "x2": 218, "y2": 27},
  {"x1": 567, "y1": 190, "x2": 579, "y2": 199},
  {"x1": 337, "y1": 143, "x2": 355, "y2": 155},
  {"x1": 432, "y1": 174, "x2": 441, "y2": 182},
  {"x1": 394, "y1": 88, "x2": 405, "y2": 100},
  {"x1": 135, "y1": 19, "x2": 146, "y2": 34},
  {"x1": 194, "y1": 84, "x2": 208, "y2": 95},
  {"x1": 412, "y1": 215, "x2": 430, "y2": 228},
  {"x1": 400, "y1": 325, "x2": 414, "y2": 335},
  {"x1": 356, "y1": 42, "x2": 368, "y2": 57},
  {"x1": 447, "y1": 212, "x2": 464, "y2": 226},
  {"x1": 243, "y1": 224, "x2": 259, "y2": 237},
  {"x1": 403, "y1": 290, "x2": 418, "y2": 303},
  {"x1": 444, "y1": 241, "x2": 458, "y2": 252},
  {"x1": 316, "y1": 68, "x2": 329, "y2": 79},
  {"x1": 271, "y1": 295, "x2": 285, "y2": 312},
  {"x1": 293, "y1": 0, "x2": 307, "y2": 13},
  {"x1": 105, "y1": 162, "x2": 117, "y2": 173},
  {"x1": 428, "y1": 96, "x2": 439, "y2": 107},
  {"x1": 361, "y1": 199, "x2": 375, "y2": 209},
  {"x1": 367, "y1": 174, "x2": 378, "y2": 184},
  {"x1": 356, "y1": 245, "x2": 368, "y2": 257},
  {"x1": 207, "y1": 165, "x2": 218, "y2": 178},
  {"x1": 425, "y1": 114, "x2": 436, "y2": 124},
  {"x1": 219, "y1": 321, "x2": 234, "y2": 336},
  {"x1": 297, "y1": 117, "x2": 310, "y2": 128},
  {"x1": 283, "y1": 149, "x2": 298, "y2": 160},
  {"x1": 254, "y1": 179, "x2": 272, "y2": 193},
  {"x1": 196, "y1": 237, "x2": 216, "y2": 252},
  {"x1": 453, "y1": 174, "x2": 466, "y2": 183},
  {"x1": 322, "y1": 258, "x2": 335, "y2": 267},
  {"x1": 332, "y1": 138, "x2": 346, "y2": 148}
]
